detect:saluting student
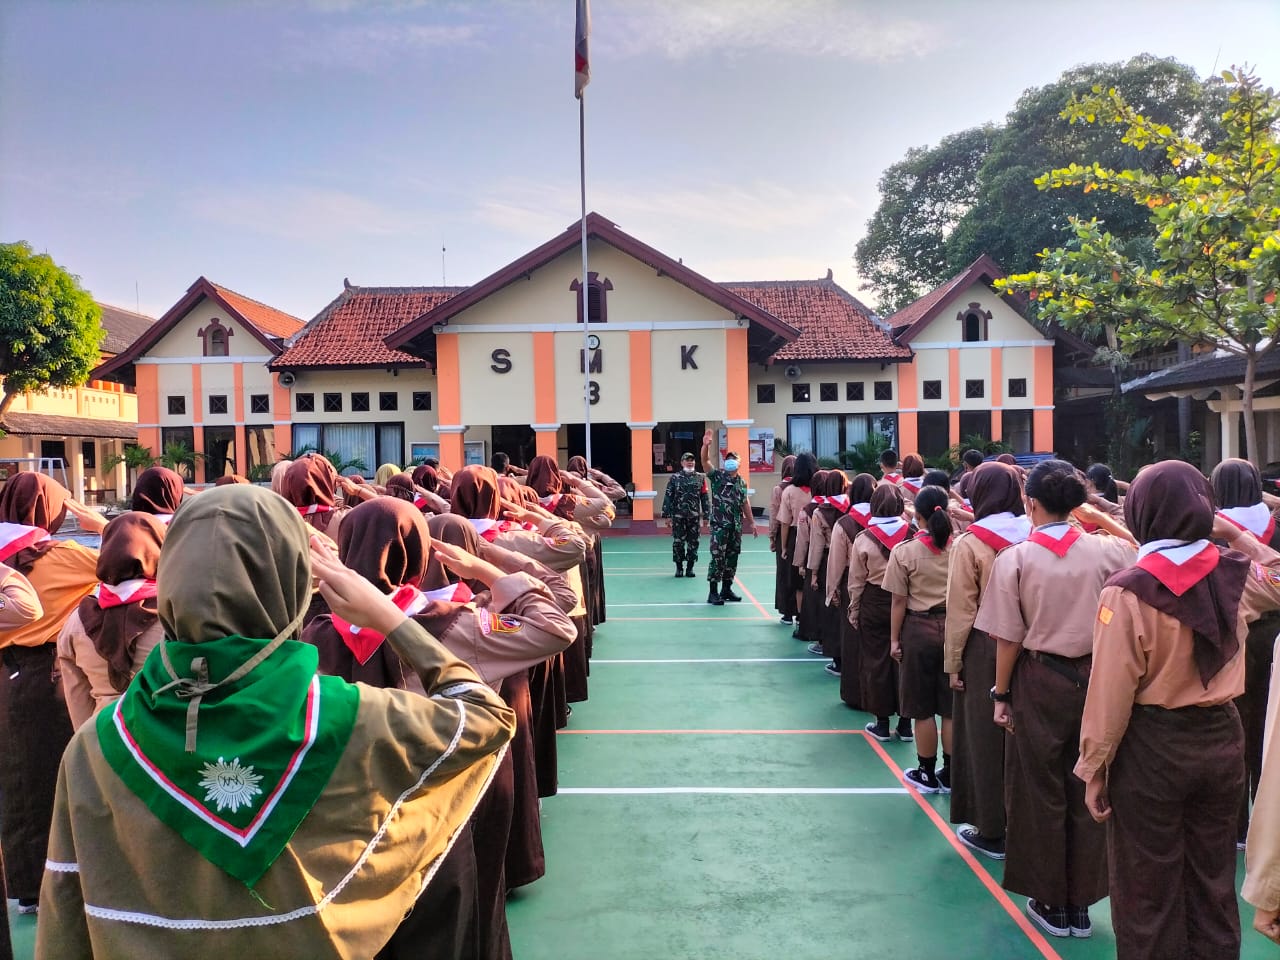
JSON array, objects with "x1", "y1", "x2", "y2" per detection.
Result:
[
  {"x1": 826, "y1": 473, "x2": 876, "y2": 706},
  {"x1": 884, "y1": 485, "x2": 954, "y2": 793},
  {"x1": 806, "y1": 470, "x2": 851, "y2": 675},
  {"x1": 975, "y1": 460, "x2": 1134, "y2": 940},
  {"x1": 1079, "y1": 461, "x2": 1280, "y2": 960},
  {"x1": 848, "y1": 483, "x2": 914, "y2": 743},
  {"x1": 943, "y1": 462, "x2": 1030, "y2": 860},
  {"x1": 770, "y1": 455, "x2": 799, "y2": 623}
]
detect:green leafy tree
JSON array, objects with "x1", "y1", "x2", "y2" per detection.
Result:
[
  {"x1": 856, "y1": 55, "x2": 1226, "y2": 311},
  {"x1": 997, "y1": 68, "x2": 1280, "y2": 465},
  {"x1": 159, "y1": 441, "x2": 204, "y2": 480},
  {"x1": 0, "y1": 242, "x2": 104, "y2": 418},
  {"x1": 103, "y1": 443, "x2": 160, "y2": 490}
]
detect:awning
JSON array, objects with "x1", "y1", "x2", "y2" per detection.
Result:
[{"x1": 0, "y1": 412, "x2": 138, "y2": 441}]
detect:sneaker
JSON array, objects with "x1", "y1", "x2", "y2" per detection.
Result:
[
  {"x1": 1026, "y1": 900, "x2": 1069, "y2": 938},
  {"x1": 864, "y1": 720, "x2": 892, "y2": 742},
  {"x1": 895, "y1": 719, "x2": 914, "y2": 743},
  {"x1": 806, "y1": 642, "x2": 825, "y2": 656},
  {"x1": 792, "y1": 628, "x2": 804, "y2": 640},
  {"x1": 779, "y1": 615, "x2": 794, "y2": 625},
  {"x1": 904, "y1": 766, "x2": 944, "y2": 794},
  {"x1": 823, "y1": 662, "x2": 841, "y2": 677},
  {"x1": 936, "y1": 766, "x2": 951, "y2": 792},
  {"x1": 16, "y1": 899, "x2": 37, "y2": 915},
  {"x1": 1067, "y1": 906, "x2": 1092, "y2": 939},
  {"x1": 956, "y1": 827, "x2": 1006, "y2": 861},
  {"x1": 707, "y1": 589, "x2": 724, "y2": 606}
]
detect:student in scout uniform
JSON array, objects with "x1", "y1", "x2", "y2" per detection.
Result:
[
  {"x1": 943, "y1": 462, "x2": 1030, "y2": 861},
  {"x1": 975, "y1": 460, "x2": 1135, "y2": 940},
  {"x1": 568, "y1": 455, "x2": 623, "y2": 624},
  {"x1": 848, "y1": 483, "x2": 914, "y2": 743},
  {"x1": 826, "y1": 473, "x2": 876, "y2": 706},
  {"x1": 792, "y1": 470, "x2": 828, "y2": 641},
  {"x1": 662, "y1": 451, "x2": 710, "y2": 578},
  {"x1": 37, "y1": 484, "x2": 516, "y2": 959},
  {"x1": 806, "y1": 470, "x2": 851, "y2": 676},
  {"x1": 885, "y1": 485, "x2": 954, "y2": 793},
  {"x1": 699, "y1": 429, "x2": 758, "y2": 606},
  {"x1": 770, "y1": 455, "x2": 798, "y2": 623},
  {"x1": 1079, "y1": 461, "x2": 1280, "y2": 960},
  {"x1": 777, "y1": 452, "x2": 818, "y2": 626},
  {"x1": 879, "y1": 448, "x2": 901, "y2": 485},
  {"x1": 1246, "y1": 635, "x2": 1280, "y2": 946},
  {"x1": 56, "y1": 512, "x2": 167, "y2": 730},
  {"x1": 898, "y1": 454, "x2": 927, "y2": 501},
  {"x1": 131, "y1": 465, "x2": 185, "y2": 521},
  {"x1": 282, "y1": 454, "x2": 350, "y2": 540}
]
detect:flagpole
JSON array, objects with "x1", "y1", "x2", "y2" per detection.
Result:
[{"x1": 579, "y1": 90, "x2": 592, "y2": 469}]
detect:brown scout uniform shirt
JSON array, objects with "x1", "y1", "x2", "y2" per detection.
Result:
[
  {"x1": 776, "y1": 484, "x2": 812, "y2": 559},
  {"x1": 882, "y1": 536, "x2": 949, "y2": 610},
  {"x1": 56, "y1": 614, "x2": 164, "y2": 730},
  {"x1": 846, "y1": 531, "x2": 892, "y2": 625},
  {"x1": 1, "y1": 541, "x2": 98, "y2": 649},
  {"x1": 943, "y1": 533, "x2": 1001, "y2": 675},
  {"x1": 825, "y1": 521, "x2": 855, "y2": 605},
  {"x1": 0, "y1": 562, "x2": 43, "y2": 630}
]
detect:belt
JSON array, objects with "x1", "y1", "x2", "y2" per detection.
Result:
[
  {"x1": 1027, "y1": 649, "x2": 1090, "y2": 688},
  {"x1": 907, "y1": 605, "x2": 947, "y2": 619}
]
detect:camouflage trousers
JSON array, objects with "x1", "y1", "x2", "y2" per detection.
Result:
[
  {"x1": 670, "y1": 516, "x2": 701, "y2": 565},
  {"x1": 707, "y1": 523, "x2": 742, "y2": 582}
]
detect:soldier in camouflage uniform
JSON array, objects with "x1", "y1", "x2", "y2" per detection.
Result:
[
  {"x1": 700, "y1": 429, "x2": 759, "y2": 605},
  {"x1": 661, "y1": 452, "x2": 710, "y2": 577}
]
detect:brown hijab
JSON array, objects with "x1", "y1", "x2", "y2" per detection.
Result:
[
  {"x1": 969, "y1": 462, "x2": 1025, "y2": 520},
  {"x1": 1210, "y1": 458, "x2": 1263, "y2": 509},
  {"x1": 870, "y1": 482, "x2": 904, "y2": 519},
  {"x1": 78, "y1": 512, "x2": 165, "y2": 693},
  {"x1": 412, "y1": 464, "x2": 439, "y2": 492},
  {"x1": 1111, "y1": 460, "x2": 1249, "y2": 686},
  {"x1": 132, "y1": 466, "x2": 184, "y2": 516},
  {"x1": 450, "y1": 465, "x2": 502, "y2": 520},
  {"x1": 386, "y1": 473, "x2": 417, "y2": 502},
  {"x1": 779, "y1": 455, "x2": 797, "y2": 482},
  {"x1": 567, "y1": 455, "x2": 589, "y2": 476},
  {"x1": 0, "y1": 471, "x2": 67, "y2": 572},
  {"x1": 282, "y1": 455, "x2": 339, "y2": 532},
  {"x1": 213, "y1": 474, "x2": 250, "y2": 486},
  {"x1": 424, "y1": 513, "x2": 484, "y2": 593},
  {"x1": 525, "y1": 456, "x2": 562, "y2": 498}
]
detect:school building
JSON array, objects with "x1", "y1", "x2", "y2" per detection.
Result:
[{"x1": 95, "y1": 214, "x2": 1056, "y2": 524}]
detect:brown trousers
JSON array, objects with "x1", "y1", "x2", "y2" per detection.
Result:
[
  {"x1": 1003, "y1": 652, "x2": 1107, "y2": 907},
  {"x1": 837, "y1": 581, "x2": 863, "y2": 709},
  {"x1": 775, "y1": 528, "x2": 800, "y2": 617},
  {"x1": 949, "y1": 631, "x2": 1005, "y2": 840},
  {"x1": 1108, "y1": 702, "x2": 1244, "y2": 960},
  {"x1": 858, "y1": 583, "x2": 898, "y2": 719},
  {"x1": 501, "y1": 672, "x2": 546, "y2": 890}
]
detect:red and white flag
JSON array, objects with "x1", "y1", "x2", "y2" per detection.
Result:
[{"x1": 574, "y1": 0, "x2": 590, "y2": 98}]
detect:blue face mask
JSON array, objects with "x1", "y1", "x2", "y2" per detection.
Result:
[{"x1": 724, "y1": 459, "x2": 739, "y2": 472}]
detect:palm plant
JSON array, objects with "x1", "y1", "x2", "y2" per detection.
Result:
[
  {"x1": 159, "y1": 441, "x2": 204, "y2": 480},
  {"x1": 289, "y1": 445, "x2": 368, "y2": 476},
  {"x1": 103, "y1": 443, "x2": 159, "y2": 491}
]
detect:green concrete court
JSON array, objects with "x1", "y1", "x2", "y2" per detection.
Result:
[
  {"x1": 505, "y1": 536, "x2": 1276, "y2": 960},
  {"x1": 5, "y1": 537, "x2": 1272, "y2": 958}
]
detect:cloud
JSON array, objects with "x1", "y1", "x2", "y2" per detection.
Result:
[
  {"x1": 184, "y1": 184, "x2": 427, "y2": 242},
  {"x1": 600, "y1": 0, "x2": 947, "y2": 62}
]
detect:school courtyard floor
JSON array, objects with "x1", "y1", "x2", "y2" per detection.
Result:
[{"x1": 5, "y1": 535, "x2": 1271, "y2": 958}]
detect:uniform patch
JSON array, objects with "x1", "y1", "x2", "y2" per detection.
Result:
[
  {"x1": 1255, "y1": 563, "x2": 1280, "y2": 587},
  {"x1": 491, "y1": 614, "x2": 522, "y2": 634},
  {"x1": 1098, "y1": 606, "x2": 1114, "y2": 626}
]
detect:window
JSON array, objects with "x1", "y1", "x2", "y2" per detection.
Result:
[
  {"x1": 1003, "y1": 409, "x2": 1034, "y2": 454},
  {"x1": 199, "y1": 320, "x2": 234, "y2": 357},
  {"x1": 787, "y1": 413, "x2": 898, "y2": 461},
  {"x1": 1008, "y1": 378, "x2": 1028, "y2": 399},
  {"x1": 160, "y1": 427, "x2": 196, "y2": 479},
  {"x1": 167, "y1": 396, "x2": 186, "y2": 416},
  {"x1": 570, "y1": 272, "x2": 614, "y2": 323},
  {"x1": 351, "y1": 392, "x2": 370, "y2": 412},
  {"x1": 792, "y1": 383, "x2": 811, "y2": 403},
  {"x1": 959, "y1": 411, "x2": 992, "y2": 444},
  {"x1": 209, "y1": 395, "x2": 228, "y2": 415},
  {"x1": 246, "y1": 425, "x2": 276, "y2": 476},
  {"x1": 958, "y1": 302, "x2": 991, "y2": 343},
  {"x1": 40, "y1": 440, "x2": 67, "y2": 468},
  {"x1": 413, "y1": 391, "x2": 432, "y2": 412},
  {"x1": 756, "y1": 384, "x2": 775, "y2": 404},
  {"x1": 819, "y1": 382, "x2": 838, "y2": 402},
  {"x1": 81, "y1": 440, "x2": 96, "y2": 470},
  {"x1": 846, "y1": 382, "x2": 864, "y2": 401},
  {"x1": 203, "y1": 426, "x2": 236, "y2": 481},
  {"x1": 250, "y1": 394, "x2": 270, "y2": 415},
  {"x1": 965, "y1": 379, "x2": 985, "y2": 399},
  {"x1": 922, "y1": 380, "x2": 942, "y2": 400},
  {"x1": 295, "y1": 392, "x2": 315, "y2": 413},
  {"x1": 917, "y1": 412, "x2": 950, "y2": 458},
  {"x1": 379, "y1": 392, "x2": 399, "y2": 412},
  {"x1": 323, "y1": 393, "x2": 342, "y2": 413},
  {"x1": 874, "y1": 381, "x2": 893, "y2": 401},
  {"x1": 290, "y1": 422, "x2": 405, "y2": 476}
]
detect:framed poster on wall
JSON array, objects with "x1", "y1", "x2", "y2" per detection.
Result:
[
  {"x1": 409, "y1": 440, "x2": 487, "y2": 466},
  {"x1": 717, "y1": 427, "x2": 775, "y2": 473}
]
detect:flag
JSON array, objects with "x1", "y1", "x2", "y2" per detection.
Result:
[{"x1": 574, "y1": 0, "x2": 590, "y2": 98}]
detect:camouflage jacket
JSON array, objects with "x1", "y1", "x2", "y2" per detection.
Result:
[{"x1": 662, "y1": 471, "x2": 710, "y2": 518}]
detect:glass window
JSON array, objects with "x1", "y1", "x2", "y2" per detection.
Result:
[
  {"x1": 207, "y1": 327, "x2": 228, "y2": 357},
  {"x1": 295, "y1": 393, "x2": 315, "y2": 413},
  {"x1": 351, "y1": 392, "x2": 370, "y2": 412},
  {"x1": 788, "y1": 414, "x2": 898, "y2": 461},
  {"x1": 1003, "y1": 409, "x2": 1034, "y2": 454},
  {"x1": 160, "y1": 427, "x2": 196, "y2": 479},
  {"x1": 959, "y1": 411, "x2": 992, "y2": 443},
  {"x1": 756, "y1": 384, "x2": 775, "y2": 404},
  {"x1": 209, "y1": 395, "x2": 228, "y2": 415},
  {"x1": 846, "y1": 382, "x2": 864, "y2": 401},
  {"x1": 203, "y1": 426, "x2": 236, "y2": 480},
  {"x1": 923, "y1": 380, "x2": 942, "y2": 400},
  {"x1": 323, "y1": 393, "x2": 342, "y2": 413},
  {"x1": 792, "y1": 383, "x2": 810, "y2": 403},
  {"x1": 291, "y1": 423, "x2": 320, "y2": 456},
  {"x1": 917, "y1": 412, "x2": 950, "y2": 458},
  {"x1": 965, "y1": 379, "x2": 985, "y2": 399},
  {"x1": 787, "y1": 415, "x2": 815, "y2": 455},
  {"x1": 250, "y1": 394, "x2": 270, "y2": 415}
]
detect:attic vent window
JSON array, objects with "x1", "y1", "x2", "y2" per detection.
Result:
[
  {"x1": 958, "y1": 302, "x2": 992, "y2": 343},
  {"x1": 199, "y1": 319, "x2": 234, "y2": 357},
  {"x1": 570, "y1": 272, "x2": 614, "y2": 323}
]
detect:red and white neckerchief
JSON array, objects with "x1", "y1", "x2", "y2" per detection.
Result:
[
  {"x1": 811, "y1": 496, "x2": 828, "y2": 506},
  {"x1": 468, "y1": 518, "x2": 535, "y2": 543},
  {"x1": 1027, "y1": 521, "x2": 1081, "y2": 558},
  {"x1": 538, "y1": 494, "x2": 562, "y2": 511},
  {"x1": 866, "y1": 516, "x2": 909, "y2": 551},
  {"x1": 96, "y1": 578, "x2": 158, "y2": 608},
  {"x1": 297, "y1": 504, "x2": 333, "y2": 517},
  {"x1": 1136, "y1": 538, "x2": 1217, "y2": 596},
  {"x1": 901, "y1": 476, "x2": 924, "y2": 495},
  {"x1": 882, "y1": 472, "x2": 902, "y2": 485},
  {"x1": 1218, "y1": 504, "x2": 1276, "y2": 545},
  {"x1": 331, "y1": 582, "x2": 468, "y2": 665},
  {"x1": 825, "y1": 494, "x2": 851, "y2": 513},
  {"x1": 848, "y1": 502, "x2": 872, "y2": 526},
  {"x1": 412, "y1": 494, "x2": 430, "y2": 511},
  {"x1": 152, "y1": 513, "x2": 174, "y2": 526},
  {"x1": 0, "y1": 522, "x2": 50, "y2": 563},
  {"x1": 967, "y1": 512, "x2": 1032, "y2": 553},
  {"x1": 914, "y1": 530, "x2": 943, "y2": 555}
]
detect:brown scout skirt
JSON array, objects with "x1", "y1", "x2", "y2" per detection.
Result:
[
  {"x1": 897, "y1": 611, "x2": 951, "y2": 720},
  {"x1": 857, "y1": 582, "x2": 898, "y2": 719},
  {"x1": 775, "y1": 526, "x2": 801, "y2": 617},
  {"x1": 502, "y1": 671, "x2": 546, "y2": 890},
  {"x1": 948, "y1": 630, "x2": 1005, "y2": 841},
  {"x1": 836, "y1": 580, "x2": 862, "y2": 709}
]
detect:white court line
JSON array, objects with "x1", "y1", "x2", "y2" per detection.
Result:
[
  {"x1": 556, "y1": 787, "x2": 908, "y2": 795},
  {"x1": 605, "y1": 568, "x2": 775, "y2": 576},
  {"x1": 592, "y1": 658, "x2": 814, "y2": 664}
]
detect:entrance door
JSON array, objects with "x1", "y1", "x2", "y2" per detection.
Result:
[
  {"x1": 491, "y1": 425, "x2": 537, "y2": 469},
  {"x1": 566, "y1": 422, "x2": 632, "y2": 487}
]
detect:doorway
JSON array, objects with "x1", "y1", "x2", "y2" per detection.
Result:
[
  {"x1": 566, "y1": 422, "x2": 632, "y2": 487},
  {"x1": 492, "y1": 425, "x2": 537, "y2": 469}
]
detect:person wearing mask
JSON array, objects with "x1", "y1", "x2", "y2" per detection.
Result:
[
  {"x1": 662, "y1": 451, "x2": 710, "y2": 578},
  {"x1": 37, "y1": 485, "x2": 515, "y2": 959},
  {"x1": 699, "y1": 430, "x2": 759, "y2": 606},
  {"x1": 976, "y1": 460, "x2": 1135, "y2": 939}
]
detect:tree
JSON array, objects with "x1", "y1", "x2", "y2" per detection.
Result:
[
  {"x1": 0, "y1": 242, "x2": 104, "y2": 418},
  {"x1": 855, "y1": 55, "x2": 1227, "y2": 311},
  {"x1": 103, "y1": 443, "x2": 159, "y2": 492},
  {"x1": 159, "y1": 441, "x2": 204, "y2": 480},
  {"x1": 996, "y1": 68, "x2": 1280, "y2": 464}
]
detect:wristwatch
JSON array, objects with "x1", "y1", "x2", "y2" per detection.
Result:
[{"x1": 989, "y1": 686, "x2": 1012, "y2": 703}]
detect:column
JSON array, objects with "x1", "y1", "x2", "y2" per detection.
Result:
[
  {"x1": 990, "y1": 348, "x2": 1003, "y2": 442},
  {"x1": 272, "y1": 373, "x2": 292, "y2": 460},
  {"x1": 434, "y1": 334, "x2": 465, "y2": 471},
  {"x1": 190, "y1": 364, "x2": 205, "y2": 483},
  {"x1": 533, "y1": 425, "x2": 560, "y2": 459},
  {"x1": 896, "y1": 361, "x2": 918, "y2": 455},
  {"x1": 948, "y1": 348, "x2": 961, "y2": 449},
  {"x1": 435, "y1": 425, "x2": 466, "y2": 470},
  {"x1": 627, "y1": 421, "x2": 656, "y2": 522},
  {"x1": 724, "y1": 327, "x2": 754, "y2": 506},
  {"x1": 114, "y1": 440, "x2": 128, "y2": 500},
  {"x1": 1033, "y1": 343, "x2": 1054, "y2": 453}
]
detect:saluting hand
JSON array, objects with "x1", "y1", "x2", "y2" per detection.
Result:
[
  {"x1": 430, "y1": 538, "x2": 504, "y2": 586},
  {"x1": 310, "y1": 535, "x2": 406, "y2": 637}
]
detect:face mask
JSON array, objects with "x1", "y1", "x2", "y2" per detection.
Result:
[
  {"x1": 683, "y1": 465, "x2": 694, "y2": 473},
  {"x1": 724, "y1": 459, "x2": 739, "y2": 472}
]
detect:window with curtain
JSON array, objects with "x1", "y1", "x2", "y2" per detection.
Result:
[
  {"x1": 291, "y1": 424, "x2": 321, "y2": 457},
  {"x1": 322, "y1": 423, "x2": 376, "y2": 474},
  {"x1": 788, "y1": 414, "x2": 897, "y2": 460}
]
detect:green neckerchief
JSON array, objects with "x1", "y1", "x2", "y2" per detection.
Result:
[{"x1": 97, "y1": 634, "x2": 360, "y2": 888}]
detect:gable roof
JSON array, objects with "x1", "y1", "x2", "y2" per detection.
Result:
[
  {"x1": 884, "y1": 255, "x2": 1021, "y2": 343},
  {"x1": 272, "y1": 284, "x2": 462, "y2": 370},
  {"x1": 727, "y1": 275, "x2": 912, "y2": 364},
  {"x1": 0, "y1": 411, "x2": 138, "y2": 441},
  {"x1": 96, "y1": 303, "x2": 156, "y2": 356},
  {"x1": 387, "y1": 212, "x2": 801, "y2": 364},
  {"x1": 93, "y1": 277, "x2": 304, "y2": 384}
]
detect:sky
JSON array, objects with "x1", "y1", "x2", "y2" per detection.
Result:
[{"x1": 2, "y1": 0, "x2": 1279, "y2": 323}]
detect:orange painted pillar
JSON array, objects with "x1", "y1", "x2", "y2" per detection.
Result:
[
  {"x1": 1033, "y1": 344, "x2": 1055, "y2": 452},
  {"x1": 434, "y1": 335, "x2": 465, "y2": 471},
  {"x1": 948, "y1": 348, "x2": 961, "y2": 449},
  {"x1": 990, "y1": 348, "x2": 1003, "y2": 442},
  {"x1": 190, "y1": 364, "x2": 205, "y2": 483},
  {"x1": 532, "y1": 332, "x2": 559, "y2": 460},
  {"x1": 628, "y1": 330, "x2": 655, "y2": 521},
  {"x1": 896, "y1": 360, "x2": 918, "y2": 456},
  {"x1": 273, "y1": 374, "x2": 292, "y2": 459},
  {"x1": 724, "y1": 326, "x2": 752, "y2": 508},
  {"x1": 135, "y1": 365, "x2": 160, "y2": 457}
]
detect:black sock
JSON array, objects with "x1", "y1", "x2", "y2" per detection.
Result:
[
  {"x1": 942, "y1": 752, "x2": 951, "y2": 771},
  {"x1": 918, "y1": 754, "x2": 937, "y2": 776}
]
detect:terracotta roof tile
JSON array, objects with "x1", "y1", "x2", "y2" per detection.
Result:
[
  {"x1": 274, "y1": 286, "x2": 461, "y2": 369},
  {"x1": 96, "y1": 303, "x2": 155, "y2": 356},
  {"x1": 881, "y1": 272, "x2": 971, "y2": 338},
  {"x1": 726, "y1": 279, "x2": 911, "y2": 363},
  {"x1": 0, "y1": 411, "x2": 138, "y2": 441},
  {"x1": 209, "y1": 282, "x2": 305, "y2": 340}
]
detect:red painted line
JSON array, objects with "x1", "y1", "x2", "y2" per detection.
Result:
[
  {"x1": 559, "y1": 728, "x2": 866, "y2": 735},
  {"x1": 733, "y1": 575, "x2": 774, "y2": 620},
  {"x1": 859, "y1": 732, "x2": 1065, "y2": 960},
  {"x1": 609, "y1": 616, "x2": 764, "y2": 622}
]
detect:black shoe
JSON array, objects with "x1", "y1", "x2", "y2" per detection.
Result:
[
  {"x1": 895, "y1": 719, "x2": 914, "y2": 742},
  {"x1": 779, "y1": 614, "x2": 794, "y2": 624},
  {"x1": 864, "y1": 720, "x2": 892, "y2": 742},
  {"x1": 936, "y1": 765, "x2": 951, "y2": 792},
  {"x1": 720, "y1": 581, "x2": 742, "y2": 602},
  {"x1": 675, "y1": 564, "x2": 686, "y2": 578},
  {"x1": 956, "y1": 827, "x2": 1006, "y2": 861},
  {"x1": 1067, "y1": 906, "x2": 1091, "y2": 938},
  {"x1": 1026, "y1": 900, "x2": 1069, "y2": 938},
  {"x1": 903, "y1": 766, "x2": 944, "y2": 794},
  {"x1": 707, "y1": 588, "x2": 724, "y2": 606},
  {"x1": 685, "y1": 562, "x2": 694, "y2": 577}
]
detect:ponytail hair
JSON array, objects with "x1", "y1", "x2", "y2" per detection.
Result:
[{"x1": 915, "y1": 485, "x2": 952, "y2": 549}]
